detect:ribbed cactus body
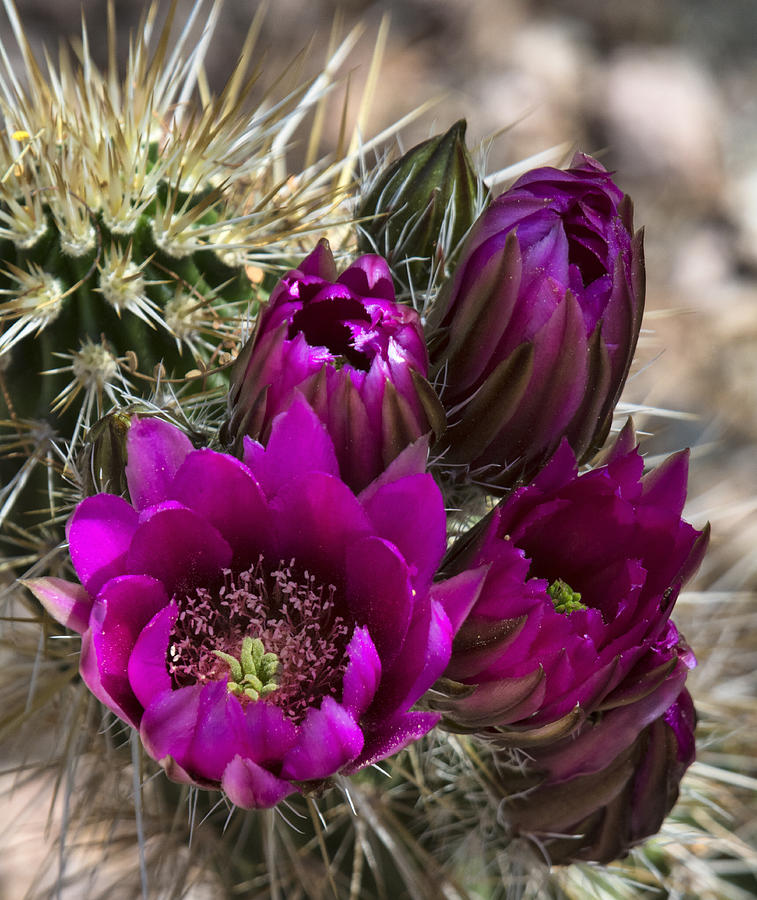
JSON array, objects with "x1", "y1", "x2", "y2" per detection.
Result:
[
  {"x1": 0, "y1": 183, "x2": 254, "y2": 426},
  {"x1": 0, "y1": 150, "x2": 261, "y2": 521}
]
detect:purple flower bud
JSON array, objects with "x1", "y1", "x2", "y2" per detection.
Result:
[
  {"x1": 26, "y1": 399, "x2": 482, "y2": 807},
  {"x1": 223, "y1": 240, "x2": 444, "y2": 492},
  {"x1": 434, "y1": 421, "x2": 708, "y2": 744},
  {"x1": 497, "y1": 690, "x2": 697, "y2": 864},
  {"x1": 429, "y1": 153, "x2": 645, "y2": 490}
]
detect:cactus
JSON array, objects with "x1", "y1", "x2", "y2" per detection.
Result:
[{"x1": 0, "y1": 5, "x2": 741, "y2": 900}]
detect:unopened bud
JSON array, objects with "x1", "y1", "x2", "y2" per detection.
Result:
[
  {"x1": 79, "y1": 411, "x2": 132, "y2": 497},
  {"x1": 357, "y1": 120, "x2": 485, "y2": 298}
]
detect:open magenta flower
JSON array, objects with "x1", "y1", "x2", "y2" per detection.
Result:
[
  {"x1": 434, "y1": 421, "x2": 708, "y2": 744},
  {"x1": 428, "y1": 153, "x2": 644, "y2": 490},
  {"x1": 497, "y1": 690, "x2": 697, "y2": 864},
  {"x1": 26, "y1": 398, "x2": 479, "y2": 808},
  {"x1": 223, "y1": 240, "x2": 443, "y2": 492}
]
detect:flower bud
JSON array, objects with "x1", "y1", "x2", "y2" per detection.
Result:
[
  {"x1": 429, "y1": 152, "x2": 645, "y2": 491},
  {"x1": 223, "y1": 241, "x2": 444, "y2": 491},
  {"x1": 79, "y1": 411, "x2": 133, "y2": 497},
  {"x1": 357, "y1": 120, "x2": 485, "y2": 297},
  {"x1": 496, "y1": 690, "x2": 696, "y2": 864}
]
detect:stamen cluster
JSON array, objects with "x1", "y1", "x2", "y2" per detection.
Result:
[{"x1": 168, "y1": 562, "x2": 350, "y2": 722}]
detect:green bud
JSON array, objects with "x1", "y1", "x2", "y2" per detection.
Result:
[
  {"x1": 79, "y1": 411, "x2": 133, "y2": 497},
  {"x1": 357, "y1": 120, "x2": 486, "y2": 298}
]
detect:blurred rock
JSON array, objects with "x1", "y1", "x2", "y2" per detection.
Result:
[
  {"x1": 670, "y1": 225, "x2": 735, "y2": 298},
  {"x1": 593, "y1": 49, "x2": 725, "y2": 203},
  {"x1": 728, "y1": 167, "x2": 757, "y2": 269},
  {"x1": 470, "y1": 21, "x2": 589, "y2": 165}
]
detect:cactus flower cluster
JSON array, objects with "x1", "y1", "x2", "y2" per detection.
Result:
[{"x1": 4, "y1": 3, "x2": 709, "y2": 885}]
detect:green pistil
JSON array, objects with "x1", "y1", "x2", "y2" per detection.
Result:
[
  {"x1": 547, "y1": 579, "x2": 588, "y2": 615},
  {"x1": 214, "y1": 636, "x2": 279, "y2": 701}
]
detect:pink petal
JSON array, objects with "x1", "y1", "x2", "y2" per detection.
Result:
[
  {"x1": 641, "y1": 449, "x2": 689, "y2": 517},
  {"x1": 168, "y1": 449, "x2": 272, "y2": 565},
  {"x1": 360, "y1": 473, "x2": 446, "y2": 588},
  {"x1": 429, "y1": 566, "x2": 489, "y2": 634},
  {"x1": 159, "y1": 754, "x2": 213, "y2": 788},
  {"x1": 237, "y1": 701, "x2": 298, "y2": 764},
  {"x1": 337, "y1": 254, "x2": 395, "y2": 301},
  {"x1": 126, "y1": 504, "x2": 232, "y2": 596},
  {"x1": 222, "y1": 755, "x2": 298, "y2": 809},
  {"x1": 392, "y1": 600, "x2": 453, "y2": 712},
  {"x1": 271, "y1": 472, "x2": 372, "y2": 584},
  {"x1": 375, "y1": 597, "x2": 452, "y2": 717},
  {"x1": 358, "y1": 436, "x2": 430, "y2": 502},
  {"x1": 140, "y1": 683, "x2": 204, "y2": 768},
  {"x1": 341, "y1": 626, "x2": 382, "y2": 718},
  {"x1": 67, "y1": 494, "x2": 138, "y2": 596},
  {"x1": 125, "y1": 416, "x2": 193, "y2": 511},
  {"x1": 80, "y1": 628, "x2": 141, "y2": 727},
  {"x1": 342, "y1": 711, "x2": 439, "y2": 773},
  {"x1": 529, "y1": 439, "x2": 578, "y2": 494},
  {"x1": 179, "y1": 681, "x2": 245, "y2": 781},
  {"x1": 345, "y1": 536, "x2": 414, "y2": 666},
  {"x1": 604, "y1": 418, "x2": 637, "y2": 464},
  {"x1": 128, "y1": 604, "x2": 177, "y2": 708},
  {"x1": 23, "y1": 577, "x2": 93, "y2": 633},
  {"x1": 281, "y1": 697, "x2": 364, "y2": 781},
  {"x1": 241, "y1": 436, "x2": 265, "y2": 473},
  {"x1": 538, "y1": 673, "x2": 688, "y2": 782},
  {"x1": 298, "y1": 239, "x2": 338, "y2": 280},
  {"x1": 85, "y1": 575, "x2": 170, "y2": 726},
  {"x1": 250, "y1": 395, "x2": 339, "y2": 497}
]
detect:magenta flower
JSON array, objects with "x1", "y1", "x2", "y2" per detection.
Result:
[
  {"x1": 428, "y1": 153, "x2": 644, "y2": 490},
  {"x1": 26, "y1": 399, "x2": 479, "y2": 808},
  {"x1": 435, "y1": 421, "x2": 708, "y2": 743},
  {"x1": 498, "y1": 690, "x2": 697, "y2": 864},
  {"x1": 223, "y1": 241, "x2": 443, "y2": 492}
]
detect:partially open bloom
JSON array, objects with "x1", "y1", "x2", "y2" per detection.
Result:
[
  {"x1": 26, "y1": 399, "x2": 479, "y2": 807},
  {"x1": 434, "y1": 422, "x2": 708, "y2": 745},
  {"x1": 223, "y1": 241, "x2": 444, "y2": 492},
  {"x1": 429, "y1": 153, "x2": 644, "y2": 490},
  {"x1": 497, "y1": 690, "x2": 697, "y2": 864}
]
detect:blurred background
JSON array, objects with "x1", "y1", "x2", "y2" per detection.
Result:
[{"x1": 2, "y1": 0, "x2": 756, "y2": 895}]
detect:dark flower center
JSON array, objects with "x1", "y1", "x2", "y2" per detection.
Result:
[
  {"x1": 167, "y1": 560, "x2": 352, "y2": 723},
  {"x1": 289, "y1": 296, "x2": 372, "y2": 370},
  {"x1": 566, "y1": 222, "x2": 609, "y2": 287}
]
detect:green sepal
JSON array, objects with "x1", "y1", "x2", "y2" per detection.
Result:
[{"x1": 79, "y1": 411, "x2": 133, "y2": 497}]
